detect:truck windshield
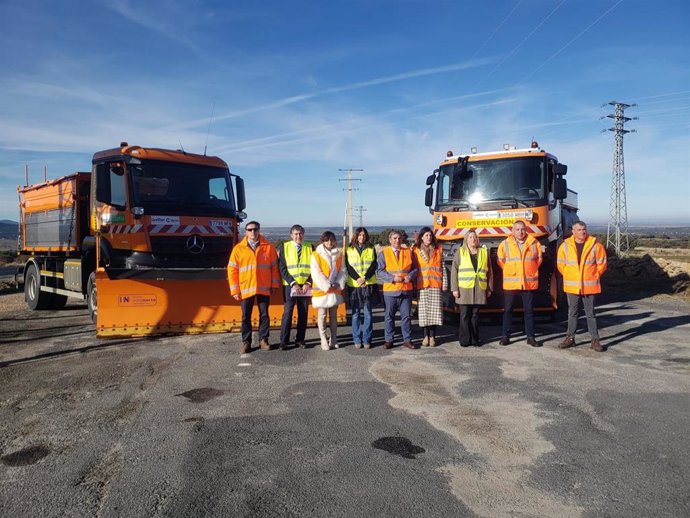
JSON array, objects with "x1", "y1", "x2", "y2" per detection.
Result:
[
  {"x1": 437, "y1": 156, "x2": 545, "y2": 207},
  {"x1": 129, "y1": 160, "x2": 236, "y2": 217}
]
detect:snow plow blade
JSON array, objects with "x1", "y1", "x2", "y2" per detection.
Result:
[{"x1": 95, "y1": 269, "x2": 346, "y2": 338}]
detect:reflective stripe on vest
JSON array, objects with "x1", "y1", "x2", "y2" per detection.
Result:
[
  {"x1": 312, "y1": 253, "x2": 343, "y2": 298},
  {"x1": 414, "y1": 247, "x2": 443, "y2": 289},
  {"x1": 283, "y1": 241, "x2": 312, "y2": 285},
  {"x1": 382, "y1": 247, "x2": 413, "y2": 292},
  {"x1": 346, "y1": 246, "x2": 376, "y2": 287},
  {"x1": 457, "y1": 246, "x2": 488, "y2": 290}
]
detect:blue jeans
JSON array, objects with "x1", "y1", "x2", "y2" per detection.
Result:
[
  {"x1": 501, "y1": 290, "x2": 535, "y2": 338},
  {"x1": 384, "y1": 293, "x2": 412, "y2": 342},
  {"x1": 351, "y1": 298, "x2": 373, "y2": 345}
]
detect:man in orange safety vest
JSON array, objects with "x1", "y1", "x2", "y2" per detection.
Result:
[
  {"x1": 496, "y1": 220, "x2": 543, "y2": 347},
  {"x1": 556, "y1": 220, "x2": 608, "y2": 352},
  {"x1": 228, "y1": 221, "x2": 280, "y2": 354}
]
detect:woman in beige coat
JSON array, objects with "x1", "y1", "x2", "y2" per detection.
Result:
[
  {"x1": 450, "y1": 230, "x2": 493, "y2": 347},
  {"x1": 310, "y1": 231, "x2": 346, "y2": 350}
]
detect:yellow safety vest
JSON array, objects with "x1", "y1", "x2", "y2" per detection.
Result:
[
  {"x1": 282, "y1": 241, "x2": 312, "y2": 285},
  {"x1": 457, "y1": 246, "x2": 488, "y2": 290},
  {"x1": 346, "y1": 246, "x2": 377, "y2": 287}
]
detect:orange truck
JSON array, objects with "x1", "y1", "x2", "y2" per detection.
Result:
[
  {"x1": 18, "y1": 142, "x2": 343, "y2": 337},
  {"x1": 423, "y1": 141, "x2": 578, "y2": 316}
]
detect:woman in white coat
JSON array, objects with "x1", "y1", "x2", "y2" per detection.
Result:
[{"x1": 310, "y1": 231, "x2": 346, "y2": 350}]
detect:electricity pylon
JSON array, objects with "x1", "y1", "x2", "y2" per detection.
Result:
[
  {"x1": 338, "y1": 169, "x2": 363, "y2": 241},
  {"x1": 602, "y1": 101, "x2": 637, "y2": 255}
]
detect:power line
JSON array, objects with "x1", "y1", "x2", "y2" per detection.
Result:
[{"x1": 601, "y1": 101, "x2": 637, "y2": 255}]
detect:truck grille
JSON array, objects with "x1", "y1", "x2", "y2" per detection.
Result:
[{"x1": 149, "y1": 235, "x2": 232, "y2": 268}]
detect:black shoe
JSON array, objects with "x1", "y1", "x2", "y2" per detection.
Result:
[
  {"x1": 499, "y1": 336, "x2": 510, "y2": 346},
  {"x1": 459, "y1": 342, "x2": 470, "y2": 347},
  {"x1": 526, "y1": 337, "x2": 541, "y2": 347},
  {"x1": 296, "y1": 341, "x2": 306, "y2": 349},
  {"x1": 279, "y1": 343, "x2": 288, "y2": 351}
]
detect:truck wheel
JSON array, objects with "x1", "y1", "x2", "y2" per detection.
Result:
[
  {"x1": 87, "y1": 272, "x2": 97, "y2": 324},
  {"x1": 25, "y1": 264, "x2": 52, "y2": 310}
]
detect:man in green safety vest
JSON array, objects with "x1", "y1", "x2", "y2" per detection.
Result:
[{"x1": 279, "y1": 224, "x2": 313, "y2": 350}]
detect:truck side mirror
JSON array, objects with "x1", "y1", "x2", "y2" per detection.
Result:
[
  {"x1": 552, "y1": 163, "x2": 567, "y2": 176},
  {"x1": 426, "y1": 170, "x2": 438, "y2": 186},
  {"x1": 553, "y1": 177, "x2": 567, "y2": 199},
  {"x1": 425, "y1": 186, "x2": 434, "y2": 207},
  {"x1": 95, "y1": 166, "x2": 111, "y2": 205},
  {"x1": 235, "y1": 177, "x2": 246, "y2": 212}
]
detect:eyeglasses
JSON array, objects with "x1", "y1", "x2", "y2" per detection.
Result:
[{"x1": 246, "y1": 227, "x2": 259, "y2": 232}]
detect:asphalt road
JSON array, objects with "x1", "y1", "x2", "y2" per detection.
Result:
[{"x1": 0, "y1": 291, "x2": 689, "y2": 517}]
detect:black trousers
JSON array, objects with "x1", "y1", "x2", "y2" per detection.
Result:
[
  {"x1": 240, "y1": 294, "x2": 270, "y2": 343},
  {"x1": 280, "y1": 286, "x2": 310, "y2": 344},
  {"x1": 459, "y1": 304, "x2": 481, "y2": 345}
]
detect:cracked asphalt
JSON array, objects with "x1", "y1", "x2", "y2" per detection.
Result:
[{"x1": 1, "y1": 290, "x2": 689, "y2": 517}]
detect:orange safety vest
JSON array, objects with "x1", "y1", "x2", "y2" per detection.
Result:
[
  {"x1": 311, "y1": 252, "x2": 343, "y2": 298},
  {"x1": 227, "y1": 236, "x2": 280, "y2": 299},
  {"x1": 497, "y1": 234, "x2": 542, "y2": 290},
  {"x1": 382, "y1": 247, "x2": 413, "y2": 292},
  {"x1": 413, "y1": 246, "x2": 443, "y2": 289},
  {"x1": 557, "y1": 235, "x2": 607, "y2": 295}
]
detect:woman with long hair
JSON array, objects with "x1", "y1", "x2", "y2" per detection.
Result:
[
  {"x1": 345, "y1": 227, "x2": 378, "y2": 349},
  {"x1": 310, "y1": 231, "x2": 346, "y2": 350},
  {"x1": 412, "y1": 226, "x2": 444, "y2": 346},
  {"x1": 450, "y1": 229, "x2": 493, "y2": 346}
]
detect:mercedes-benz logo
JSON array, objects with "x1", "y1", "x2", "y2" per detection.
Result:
[{"x1": 186, "y1": 235, "x2": 205, "y2": 254}]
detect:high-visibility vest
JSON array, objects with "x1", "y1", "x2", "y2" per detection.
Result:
[
  {"x1": 413, "y1": 246, "x2": 443, "y2": 289},
  {"x1": 282, "y1": 241, "x2": 312, "y2": 285},
  {"x1": 311, "y1": 252, "x2": 343, "y2": 298},
  {"x1": 346, "y1": 246, "x2": 377, "y2": 287},
  {"x1": 557, "y1": 236, "x2": 607, "y2": 295},
  {"x1": 457, "y1": 246, "x2": 488, "y2": 290},
  {"x1": 382, "y1": 247, "x2": 413, "y2": 292},
  {"x1": 227, "y1": 236, "x2": 280, "y2": 299},
  {"x1": 497, "y1": 234, "x2": 542, "y2": 290}
]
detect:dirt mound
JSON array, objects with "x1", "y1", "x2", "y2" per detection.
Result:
[{"x1": 604, "y1": 254, "x2": 690, "y2": 296}]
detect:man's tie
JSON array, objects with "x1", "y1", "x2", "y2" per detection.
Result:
[
  {"x1": 296, "y1": 243, "x2": 302, "y2": 256},
  {"x1": 394, "y1": 249, "x2": 399, "y2": 260}
]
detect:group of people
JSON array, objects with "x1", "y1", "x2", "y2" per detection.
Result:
[{"x1": 227, "y1": 219, "x2": 608, "y2": 354}]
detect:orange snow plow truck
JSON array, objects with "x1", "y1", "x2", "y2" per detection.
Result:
[
  {"x1": 18, "y1": 142, "x2": 342, "y2": 338},
  {"x1": 423, "y1": 141, "x2": 579, "y2": 317}
]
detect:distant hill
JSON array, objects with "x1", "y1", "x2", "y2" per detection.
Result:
[{"x1": 0, "y1": 221, "x2": 18, "y2": 240}]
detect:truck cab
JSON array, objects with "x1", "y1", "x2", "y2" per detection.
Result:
[
  {"x1": 424, "y1": 142, "x2": 577, "y2": 315},
  {"x1": 92, "y1": 143, "x2": 246, "y2": 271}
]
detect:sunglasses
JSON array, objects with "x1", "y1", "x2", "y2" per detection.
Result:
[{"x1": 246, "y1": 227, "x2": 259, "y2": 232}]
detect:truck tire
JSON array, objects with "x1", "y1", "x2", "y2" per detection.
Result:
[
  {"x1": 25, "y1": 264, "x2": 52, "y2": 310},
  {"x1": 87, "y1": 272, "x2": 97, "y2": 324}
]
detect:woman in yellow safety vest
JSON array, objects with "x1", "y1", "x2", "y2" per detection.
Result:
[
  {"x1": 310, "y1": 231, "x2": 346, "y2": 350},
  {"x1": 450, "y1": 230, "x2": 493, "y2": 347},
  {"x1": 345, "y1": 227, "x2": 378, "y2": 349},
  {"x1": 412, "y1": 226, "x2": 445, "y2": 346}
]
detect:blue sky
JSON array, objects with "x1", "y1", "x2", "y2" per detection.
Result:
[{"x1": 1, "y1": 0, "x2": 688, "y2": 226}]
